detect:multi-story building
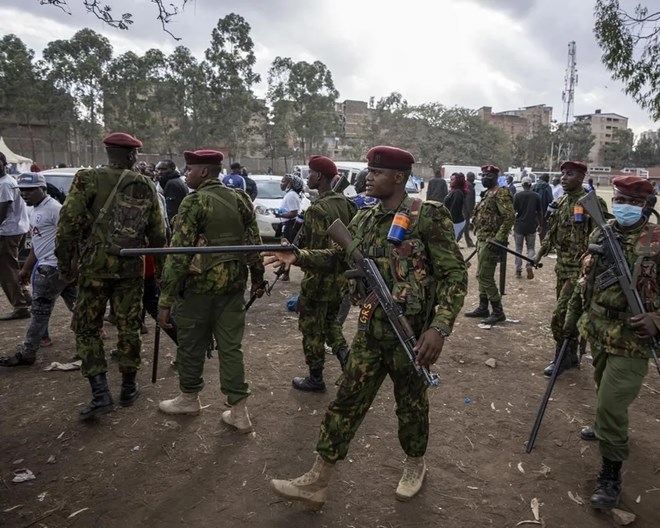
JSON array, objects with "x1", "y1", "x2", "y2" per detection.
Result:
[
  {"x1": 337, "y1": 99, "x2": 374, "y2": 140},
  {"x1": 640, "y1": 128, "x2": 659, "y2": 142},
  {"x1": 476, "y1": 104, "x2": 553, "y2": 141},
  {"x1": 574, "y1": 109, "x2": 629, "y2": 166}
]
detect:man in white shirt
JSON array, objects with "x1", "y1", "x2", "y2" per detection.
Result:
[
  {"x1": 551, "y1": 175, "x2": 564, "y2": 201},
  {"x1": 0, "y1": 151, "x2": 31, "y2": 320},
  {"x1": 275, "y1": 174, "x2": 303, "y2": 281},
  {"x1": 0, "y1": 173, "x2": 76, "y2": 367}
]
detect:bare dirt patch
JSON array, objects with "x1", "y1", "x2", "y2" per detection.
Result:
[{"x1": 1, "y1": 246, "x2": 659, "y2": 527}]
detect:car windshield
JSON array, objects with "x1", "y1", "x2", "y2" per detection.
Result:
[
  {"x1": 256, "y1": 180, "x2": 286, "y2": 199},
  {"x1": 405, "y1": 177, "x2": 418, "y2": 193},
  {"x1": 44, "y1": 174, "x2": 74, "y2": 195}
]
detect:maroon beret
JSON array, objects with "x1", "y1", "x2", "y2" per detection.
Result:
[
  {"x1": 366, "y1": 146, "x2": 415, "y2": 171},
  {"x1": 102, "y1": 132, "x2": 142, "y2": 149},
  {"x1": 308, "y1": 155, "x2": 337, "y2": 177},
  {"x1": 183, "y1": 149, "x2": 224, "y2": 166},
  {"x1": 480, "y1": 165, "x2": 500, "y2": 175},
  {"x1": 611, "y1": 175, "x2": 654, "y2": 200},
  {"x1": 560, "y1": 160, "x2": 588, "y2": 174}
]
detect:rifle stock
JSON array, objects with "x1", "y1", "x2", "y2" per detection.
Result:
[{"x1": 327, "y1": 219, "x2": 440, "y2": 387}]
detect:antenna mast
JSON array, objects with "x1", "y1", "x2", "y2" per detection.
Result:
[{"x1": 557, "y1": 41, "x2": 578, "y2": 166}]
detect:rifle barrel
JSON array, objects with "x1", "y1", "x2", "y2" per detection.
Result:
[{"x1": 120, "y1": 245, "x2": 298, "y2": 256}]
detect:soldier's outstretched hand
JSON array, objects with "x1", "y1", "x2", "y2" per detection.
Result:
[
  {"x1": 262, "y1": 251, "x2": 297, "y2": 269},
  {"x1": 413, "y1": 329, "x2": 445, "y2": 368}
]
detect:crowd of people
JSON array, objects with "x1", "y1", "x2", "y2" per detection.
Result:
[{"x1": 0, "y1": 135, "x2": 658, "y2": 516}]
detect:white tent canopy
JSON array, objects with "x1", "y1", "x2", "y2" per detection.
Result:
[{"x1": 0, "y1": 136, "x2": 32, "y2": 172}]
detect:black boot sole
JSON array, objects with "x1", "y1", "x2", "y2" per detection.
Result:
[
  {"x1": 79, "y1": 403, "x2": 115, "y2": 421},
  {"x1": 119, "y1": 387, "x2": 140, "y2": 407},
  {"x1": 292, "y1": 378, "x2": 326, "y2": 392},
  {"x1": 464, "y1": 311, "x2": 489, "y2": 318}
]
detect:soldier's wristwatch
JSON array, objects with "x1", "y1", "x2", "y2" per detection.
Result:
[{"x1": 430, "y1": 325, "x2": 450, "y2": 338}]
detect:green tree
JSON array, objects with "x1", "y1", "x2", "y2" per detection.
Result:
[
  {"x1": 0, "y1": 35, "x2": 42, "y2": 159},
  {"x1": 594, "y1": 1, "x2": 660, "y2": 120},
  {"x1": 42, "y1": 29, "x2": 112, "y2": 165},
  {"x1": 558, "y1": 121, "x2": 596, "y2": 164},
  {"x1": 632, "y1": 135, "x2": 660, "y2": 166},
  {"x1": 601, "y1": 128, "x2": 634, "y2": 168},
  {"x1": 267, "y1": 57, "x2": 339, "y2": 158},
  {"x1": 205, "y1": 14, "x2": 261, "y2": 159}
]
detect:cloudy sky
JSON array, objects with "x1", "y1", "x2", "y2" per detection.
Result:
[{"x1": 2, "y1": 0, "x2": 658, "y2": 135}]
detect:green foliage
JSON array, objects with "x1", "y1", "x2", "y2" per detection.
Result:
[
  {"x1": 561, "y1": 121, "x2": 597, "y2": 164},
  {"x1": 595, "y1": 1, "x2": 660, "y2": 120},
  {"x1": 267, "y1": 57, "x2": 339, "y2": 158},
  {"x1": 601, "y1": 128, "x2": 634, "y2": 168},
  {"x1": 632, "y1": 134, "x2": 660, "y2": 166}
]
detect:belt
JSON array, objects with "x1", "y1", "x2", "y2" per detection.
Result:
[{"x1": 590, "y1": 303, "x2": 631, "y2": 321}]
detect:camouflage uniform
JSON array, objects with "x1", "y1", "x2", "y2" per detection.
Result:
[
  {"x1": 298, "y1": 190, "x2": 357, "y2": 371},
  {"x1": 296, "y1": 196, "x2": 467, "y2": 462},
  {"x1": 538, "y1": 188, "x2": 608, "y2": 362},
  {"x1": 566, "y1": 220, "x2": 659, "y2": 462},
  {"x1": 471, "y1": 187, "x2": 514, "y2": 302},
  {"x1": 158, "y1": 179, "x2": 264, "y2": 404},
  {"x1": 56, "y1": 165, "x2": 166, "y2": 377}
]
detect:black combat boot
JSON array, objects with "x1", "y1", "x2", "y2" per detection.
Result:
[
  {"x1": 464, "y1": 295, "x2": 489, "y2": 318},
  {"x1": 543, "y1": 342, "x2": 579, "y2": 378},
  {"x1": 292, "y1": 368, "x2": 326, "y2": 392},
  {"x1": 580, "y1": 426, "x2": 597, "y2": 441},
  {"x1": 80, "y1": 373, "x2": 114, "y2": 420},
  {"x1": 119, "y1": 370, "x2": 140, "y2": 407},
  {"x1": 590, "y1": 458, "x2": 622, "y2": 509},
  {"x1": 481, "y1": 299, "x2": 506, "y2": 325}
]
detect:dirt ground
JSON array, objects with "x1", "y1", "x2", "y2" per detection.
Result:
[{"x1": 2, "y1": 221, "x2": 660, "y2": 527}]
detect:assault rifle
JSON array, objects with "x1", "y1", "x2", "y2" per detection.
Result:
[
  {"x1": 327, "y1": 219, "x2": 440, "y2": 387},
  {"x1": 579, "y1": 192, "x2": 660, "y2": 375},
  {"x1": 526, "y1": 337, "x2": 574, "y2": 453}
]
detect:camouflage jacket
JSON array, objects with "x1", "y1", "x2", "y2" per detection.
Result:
[
  {"x1": 299, "y1": 190, "x2": 357, "y2": 301},
  {"x1": 472, "y1": 186, "x2": 514, "y2": 243},
  {"x1": 56, "y1": 165, "x2": 166, "y2": 280},
  {"x1": 566, "y1": 219, "x2": 660, "y2": 358},
  {"x1": 296, "y1": 195, "x2": 467, "y2": 337},
  {"x1": 158, "y1": 179, "x2": 264, "y2": 307},
  {"x1": 539, "y1": 188, "x2": 608, "y2": 279}
]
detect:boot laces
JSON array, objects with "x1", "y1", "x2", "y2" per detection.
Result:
[{"x1": 401, "y1": 460, "x2": 423, "y2": 486}]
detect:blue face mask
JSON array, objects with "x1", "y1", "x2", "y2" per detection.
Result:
[{"x1": 612, "y1": 203, "x2": 643, "y2": 226}]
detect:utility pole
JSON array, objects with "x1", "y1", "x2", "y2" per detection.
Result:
[{"x1": 557, "y1": 41, "x2": 577, "y2": 167}]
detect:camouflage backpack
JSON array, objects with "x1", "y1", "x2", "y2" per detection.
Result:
[{"x1": 88, "y1": 170, "x2": 154, "y2": 256}]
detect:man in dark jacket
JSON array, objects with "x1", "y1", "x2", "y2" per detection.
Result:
[
  {"x1": 531, "y1": 174, "x2": 553, "y2": 241},
  {"x1": 156, "y1": 159, "x2": 189, "y2": 223},
  {"x1": 458, "y1": 172, "x2": 476, "y2": 247},
  {"x1": 426, "y1": 169, "x2": 448, "y2": 202}
]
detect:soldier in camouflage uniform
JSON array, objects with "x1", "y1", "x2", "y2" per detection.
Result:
[
  {"x1": 464, "y1": 165, "x2": 514, "y2": 324},
  {"x1": 157, "y1": 150, "x2": 265, "y2": 433},
  {"x1": 564, "y1": 175, "x2": 659, "y2": 510},
  {"x1": 534, "y1": 161, "x2": 608, "y2": 378},
  {"x1": 293, "y1": 155, "x2": 357, "y2": 392},
  {"x1": 265, "y1": 146, "x2": 467, "y2": 508},
  {"x1": 56, "y1": 132, "x2": 166, "y2": 420}
]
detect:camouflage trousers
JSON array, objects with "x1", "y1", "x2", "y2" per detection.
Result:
[
  {"x1": 591, "y1": 346, "x2": 648, "y2": 461},
  {"x1": 316, "y1": 330, "x2": 429, "y2": 462},
  {"x1": 74, "y1": 276, "x2": 144, "y2": 377},
  {"x1": 175, "y1": 290, "x2": 249, "y2": 405},
  {"x1": 298, "y1": 294, "x2": 347, "y2": 371},
  {"x1": 476, "y1": 242, "x2": 501, "y2": 302},
  {"x1": 23, "y1": 265, "x2": 76, "y2": 357},
  {"x1": 550, "y1": 274, "x2": 580, "y2": 358}
]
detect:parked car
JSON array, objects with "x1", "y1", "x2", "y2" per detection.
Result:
[{"x1": 252, "y1": 175, "x2": 311, "y2": 239}]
